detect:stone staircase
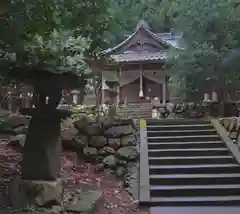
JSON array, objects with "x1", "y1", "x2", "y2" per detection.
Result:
[
  {"x1": 119, "y1": 102, "x2": 152, "y2": 118},
  {"x1": 139, "y1": 119, "x2": 240, "y2": 214}
]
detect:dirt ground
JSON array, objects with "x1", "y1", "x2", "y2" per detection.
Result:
[{"x1": 0, "y1": 137, "x2": 149, "y2": 214}]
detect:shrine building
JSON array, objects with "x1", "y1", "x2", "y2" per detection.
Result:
[{"x1": 95, "y1": 20, "x2": 182, "y2": 106}]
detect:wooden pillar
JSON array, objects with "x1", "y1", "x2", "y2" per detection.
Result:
[
  {"x1": 117, "y1": 66, "x2": 122, "y2": 105},
  {"x1": 101, "y1": 72, "x2": 105, "y2": 105},
  {"x1": 139, "y1": 64, "x2": 144, "y2": 98},
  {"x1": 162, "y1": 76, "x2": 167, "y2": 104}
]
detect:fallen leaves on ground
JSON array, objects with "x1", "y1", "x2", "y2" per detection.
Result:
[{"x1": 0, "y1": 137, "x2": 148, "y2": 214}]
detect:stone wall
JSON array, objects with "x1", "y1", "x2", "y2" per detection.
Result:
[
  {"x1": 2, "y1": 112, "x2": 140, "y2": 211},
  {"x1": 219, "y1": 117, "x2": 240, "y2": 148},
  {"x1": 6, "y1": 114, "x2": 139, "y2": 181},
  {"x1": 61, "y1": 118, "x2": 139, "y2": 178}
]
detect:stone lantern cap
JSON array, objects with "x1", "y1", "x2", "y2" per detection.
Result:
[
  {"x1": 71, "y1": 90, "x2": 81, "y2": 94},
  {"x1": 105, "y1": 80, "x2": 119, "y2": 88},
  {"x1": 9, "y1": 64, "x2": 89, "y2": 89}
]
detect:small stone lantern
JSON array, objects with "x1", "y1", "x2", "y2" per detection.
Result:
[
  {"x1": 204, "y1": 93, "x2": 210, "y2": 102},
  {"x1": 152, "y1": 108, "x2": 158, "y2": 118},
  {"x1": 105, "y1": 80, "x2": 119, "y2": 121},
  {"x1": 212, "y1": 91, "x2": 218, "y2": 102},
  {"x1": 71, "y1": 89, "x2": 80, "y2": 105}
]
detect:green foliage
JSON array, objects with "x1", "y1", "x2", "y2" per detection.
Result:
[
  {"x1": 0, "y1": 0, "x2": 114, "y2": 81},
  {"x1": 106, "y1": 0, "x2": 169, "y2": 45},
  {"x1": 165, "y1": 0, "x2": 240, "y2": 99},
  {"x1": 70, "y1": 106, "x2": 96, "y2": 122},
  {"x1": 25, "y1": 30, "x2": 91, "y2": 75}
]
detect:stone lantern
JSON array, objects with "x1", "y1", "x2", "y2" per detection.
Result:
[
  {"x1": 203, "y1": 93, "x2": 210, "y2": 102},
  {"x1": 9, "y1": 64, "x2": 86, "y2": 207},
  {"x1": 105, "y1": 80, "x2": 119, "y2": 121},
  {"x1": 71, "y1": 89, "x2": 80, "y2": 105},
  {"x1": 212, "y1": 91, "x2": 218, "y2": 102}
]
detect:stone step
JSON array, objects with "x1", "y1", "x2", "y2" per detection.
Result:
[
  {"x1": 120, "y1": 111, "x2": 151, "y2": 114},
  {"x1": 150, "y1": 184, "x2": 240, "y2": 197},
  {"x1": 147, "y1": 124, "x2": 214, "y2": 131},
  {"x1": 120, "y1": 104, "x2": 152, "y2": 108},
  {"x1": 139, "y1": 118, "x2": 240, "y2": 209},
  {"x1": 147, "y1": 129, "x2": 217, "y2": 137},
  {"x1": 150, "y1": 207, "x2": 240, "y2": 214},
  {"x1": 149, "y1": 173, "x2": 240, "y2": 186},
  {"x1": 148, "y1": 141, "x2": 225, "y2": 149},
  {"x1": 148, "y1": 148, "x2": 229, "y2": 157},
  {"x1": 149, "y1": 156, "x2": 235, "y2": 165},
  {"x1": 119, "y1": 108, "x2": 152, "y2": 111},
  {"x1": 149, "y1": 196, "x2": 240, "y2": 206},
  {"x1": 148, "y1": 135, "x2": 221, "y2": 142},
  {"x1": 120, "y1": 109, "x2": 152, "y2": 111},
  {"x1": 149, "y1": 164, "x2": 240, "y2": 174},
  {"x1": 119, "y1": 105, "x2": 152, "y2": 119},
  {"x1": 120, "y1": 103, "x2": 152, "y2": 106},
  {"x1": 147, "y1": 119, "x2": 211, "y2": 126}
]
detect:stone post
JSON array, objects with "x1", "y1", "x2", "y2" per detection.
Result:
[
  {"x1": 22, "y1": 92, "x2": 31, "y2": 108},
  {"x1": 116, "y1": 86, "x2": 120, "y2": 105},
  {"x1": 71, "y1": 90, "x2": 80, "y2": 105},
  {"x1": 8, "y1": 91, "x2": 12, "y2": 111},
  {"x1": 152, "y1": 108, "x2": 158, "y2": 118},
  {"x1": 10, "y1": 109, "x2": 69, "y2": 208}
]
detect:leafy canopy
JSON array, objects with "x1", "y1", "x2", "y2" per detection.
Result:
[
  {"x1": 0, "y1": 0, "x2": 114, "y2": 78},
  {"x1": 161, "y1": 0, "x2": 240, "y2": 99}
]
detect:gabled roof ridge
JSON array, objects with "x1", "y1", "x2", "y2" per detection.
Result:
[
  {"x1": 102, "y1": 29, "x2": 138, "y2": 55},
  {"x1": 147, "y1": 29, "x2": 182, "y2": 49},
  {"x1": 102, "y1": 21, "x2": 182, "y2": 55},
  {"x1": 103, "y1": 25, "x2": 171, "y2": 55},
  {"x1": 145, "y1": 29, "x2": 170, "y2": 47},
  {"x1": 136, "y1": 20, "x2": 152, "y2": 31}
]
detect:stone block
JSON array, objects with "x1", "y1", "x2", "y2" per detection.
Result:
[
  {"x1": 229, "y1": 131, "x2": 238, "y2": 139},
  {"x1": 117, "y1": 146, "x2": 139, "y2": 161},
  {"x1": 6, "y1": 114, "x2": 29, "y2": 128},
  {"x1": 61, "y1": 127, "x2": 78, "y2": 141},
  {"x1": 66, "y1": 188, "x2": 103, "y2": 214},
  {"x1": 120, "y1": 135, "x2": 136, "y2": 147},
  {"x1": 9, "y1": 134, "x2": 26, "y2": 147},
  {"x1": 9, "y1": 177, "x2": 62, "y2": 208},
  {"x1": 90, "y1": 136, "x2": 107, "y2": 148},
  {"x1": 104, "y1": 125, "x2": 133, "y2": 138},
  {"x1": 228, "y1": 118, "x2": 237, "y2": 133},
  {"x1": 223, "y1": 118, "x2": 231, "y2": 130},
  {"x1": 108, "y1": 138, "x2": 120, "y2": 149}
]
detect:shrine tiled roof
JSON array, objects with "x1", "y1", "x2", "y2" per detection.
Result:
[
  {"x1": 155, "y1": 33, "x2": 182, "y2": 48},
  {"x1": 110, "y1": 51, "x2": 167, "y2": 63},
  {"x1": 102, "y1": 20, "x2": 182, "y2": 63}
]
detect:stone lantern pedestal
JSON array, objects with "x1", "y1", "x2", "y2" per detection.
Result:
[{"x1": 20, "y1": 108, "x2": 70, "y2": 181}]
